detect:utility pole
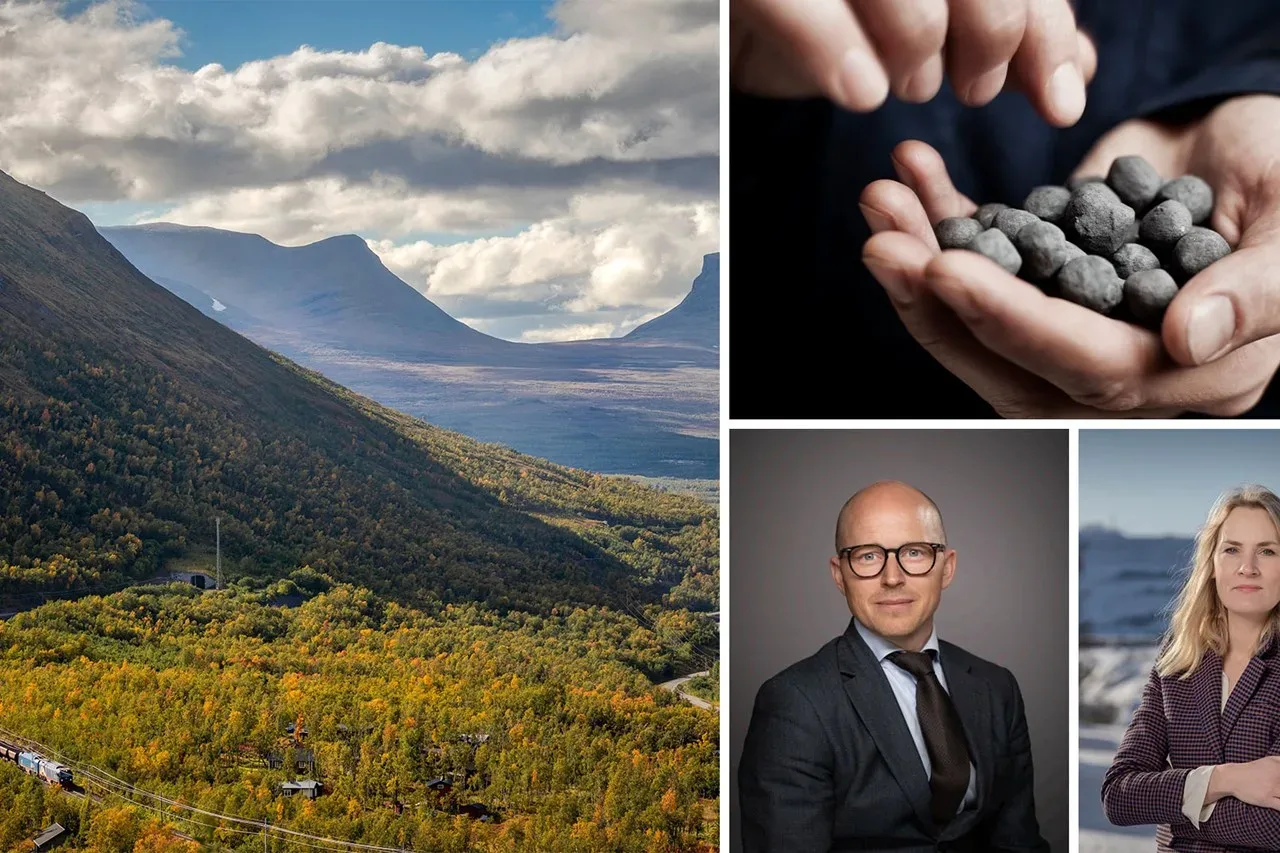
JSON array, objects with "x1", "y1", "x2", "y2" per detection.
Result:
[
  {"x1": 263, "y1": 816, "x2": 269, "y2": 853},
  {"x1": 216, "y1": 517, "x2": 221, "y2": 591}
]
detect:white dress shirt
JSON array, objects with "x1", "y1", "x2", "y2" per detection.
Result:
[{"x1": 855, "y1": 619, "x2": 979, "y2": 813}]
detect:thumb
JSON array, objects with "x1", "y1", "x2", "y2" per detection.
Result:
[
  {"x1": 1162, "y1": 226, "x2": 1280, "y2": 366},
  {"x1": 1069, "y1": 121, "x2": 1191, "y2": 185}
]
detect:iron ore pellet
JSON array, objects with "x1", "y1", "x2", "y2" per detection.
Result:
[
  {"x1": 1067, "y1": 175, "x2": 1106, "y2": 192},
  {"x1": 1174, "y1": 228, "x2": 1231, "y2": 280},
  {"x1": 1112, "y1": 243, "x2": 1162, "y2": 279},
  {"x1": 935, "y1": 217, "x2": 984, "y2": 249},
  {"x1": 1023, "y1": 186, "x2": 1071, "y2": 223},
  {"x1": 1014, "y1": 221, "x2": 1073, "y2": 280},
  {"x1": 1058, "y1": 255, "x2": 1124, "y2": 314},
  {"x1": 1139, "y1": 199, "x2": 1194, "y2": 247},
  {"x1": 969, "y1": 228, "x2": 1022, "y2": 275},
  {"x1": 1107, "y1": 155, "x2": 1163, "y2": 212},
  {"x1": 975, "y1": 203, "x2": 1008, "y2": 229},
  {"x1": 993, "y1": 208, "x2": 1040, "y2": 242},
  {"x1": 955, "y1": 170, "x2": 1233, "y2": 333},
  {"x1": 1064, "y1": 183, "x2": 1136, "y2": 256},
  {"x1": 1154, "y1": 175, "x2": 1214, "y2": 225},
  {"x1": 1124, "y1": 268, "x2": 1179, "y2": 326}
]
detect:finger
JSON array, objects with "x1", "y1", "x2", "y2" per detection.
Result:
[
  {"x1": 854, "y1": 0, "x2": 949, "y2": 103},
  {"x1": 1009, "y1": 0, "x2": 1087, "y2": 127},
  {"x1": 860, "y1": 179, "x2": 940, "y2": 249},
  {"x1": 1163, "y1": 228, "x2": 1280, "y2": 366},
  {"x1": 863, "y1": 232, "x2": 1091, "y2": 417},
  {"x1": 1077, "y1": 29, "x2": 1098, "y2": 85},
  {"x1": 1070, "y1": 120, "x2": 1190, "y2": 183},
  {"x1": 890, "y1": 140, "x2": 978, "y2": 223},
  {"x1": 742, "y1": 0, "x2": 889, "y2": 111},
  {"x1": 921, "y1": 250, "x2": 1202, "y2": 414},
  {"x1": 730, "y1": 14, "x2": 826, "y2": 98},
  {"x1": 942, "y1": 0, "x2": 1026, "y2": 107}
]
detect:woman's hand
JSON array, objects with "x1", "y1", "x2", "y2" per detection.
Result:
[
  {"x1": 1209, "y1": 756, "x2": 1280, "y2": 810},
  {"x1": 859, "y1": 95, "x2": 1280, "y2": 417},
  {"x1": 730, "y1": 0, "x2": 1094, "y2": 124}
]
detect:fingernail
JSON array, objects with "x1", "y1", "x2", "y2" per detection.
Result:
[
  {"x1": 859, "y1": 202, "x2": 892, "y2": 233},
  {"x1": 1046, "y1": 62, "x2": 1086, "y2": 124},
  {"x1": 1186, "y1": 296, "x2": 1236, "y2": 364},
  {"x1": 864, "y1": 255, "x2": 911, "y2": 304},
  {"x1": 835, "y1": 49, "x2": 889, "y2": 112},
  {"x1": 899, "y1": 54, "x2": 943, "y2": 104},
  {"x1": 965, "y1": 65, "x2": 1008, "y2": 106}
]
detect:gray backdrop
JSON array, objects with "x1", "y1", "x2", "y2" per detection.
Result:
[{"x1": 729, "y1": 429, "x2": 1069, "y2": 853}]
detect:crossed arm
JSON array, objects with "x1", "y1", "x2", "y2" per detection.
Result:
[{"x1": 1102, "y1": 668, "x2": 1280, "y2": 849}]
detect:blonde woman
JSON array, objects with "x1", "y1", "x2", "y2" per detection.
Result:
[{"x1": 1102, "y1": 485, "x2": 1280, "y2": 851}]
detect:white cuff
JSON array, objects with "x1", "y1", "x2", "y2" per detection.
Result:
[{"x1": 1181, "y1": 765, "x2": 1218, "y2": 828}]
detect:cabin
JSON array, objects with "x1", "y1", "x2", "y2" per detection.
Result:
[
  {"x1": 32, "y1": 824, "x2": 66, "y2": 851},
  {"x1": 458, "y1": 802, "x2": 497, "y2": 822},
  {"x1": 425, "y1": 776, "x2": 452, "y2": 794},
  {"x1": 293, "y1": 748, "x2": 315, "y2": 774},
  {"x1": 279, "y1": 780, "x2": 321, "y2": 800},
  {"x1": 284, "y1": 722, "x2": 309, "y2": 738}
]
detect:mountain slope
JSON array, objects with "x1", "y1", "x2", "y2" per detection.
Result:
[
  {"x1": 99, "y1": 222, "x2": 515, "y2": 361},
  {"x1": 624, "y1": 252, "x2": 719, "y2": 348},
  {"x1": 97, "y1": 222, "x2": 719, "y2": 478},
  {"x1": 0, "y1": 170, "x2": 717, "y2": 613}
]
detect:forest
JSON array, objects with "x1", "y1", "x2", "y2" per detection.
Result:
[{"x1": 0, "y1": 574, "x2": 718, "y2": 851}]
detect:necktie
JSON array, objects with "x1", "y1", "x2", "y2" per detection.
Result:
[{"x1": 889, "y1": 649, "x2": 972, "y2": 829}]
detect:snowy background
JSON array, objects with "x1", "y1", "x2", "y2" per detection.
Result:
[{"x1": 1079, "y1": 527, "x2": 1194, "y2": 851}]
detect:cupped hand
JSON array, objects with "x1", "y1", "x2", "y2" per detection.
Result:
[
  {"x1": 859, "y1": 95, "x2": 1280, "y2": 417},
  {"x1": 730, "y1": 0, "x2": 1096, "y2": 125}
]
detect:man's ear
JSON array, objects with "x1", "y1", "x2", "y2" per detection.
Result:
[
  {"x1": 829, "y1": 555, "x2": 848, "y2": 596},
  {"x1": 939, "y1": 549, "x2": 957, "y2": 590}
]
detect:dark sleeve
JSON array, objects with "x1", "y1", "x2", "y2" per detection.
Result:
[
  {"x1": 1100, "y1": 667, "x2": 1193, "y2": 826},
  {"x1": 1194, "y1": 726, "x2": 1280, "y2": 850},
  {"x1": 737, "y1": 675, "x2": 835, "y2": 853},
  {"x1": 982, "y1": 669, "x2": 1050, "y2": 852},
  {"x1": 1138, "y1": 25, "x2": 1280, "y2": 121}
]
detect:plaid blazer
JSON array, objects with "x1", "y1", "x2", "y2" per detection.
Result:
[{"x1": 1101, "y1": 634, "x2": 1280, "y2": 852}]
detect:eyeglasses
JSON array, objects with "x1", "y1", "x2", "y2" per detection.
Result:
[{"x1": 838, "y1": 542, "x2": 945, "y2": 578}]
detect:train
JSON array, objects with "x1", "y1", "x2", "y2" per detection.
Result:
[{"x1": 0, "y1": 739, "x2": 73, "y2": 786}]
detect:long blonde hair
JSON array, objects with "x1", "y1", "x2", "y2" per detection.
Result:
[{"x1": 1156, "y1": 484, "x2": 1280, "y2": 679}]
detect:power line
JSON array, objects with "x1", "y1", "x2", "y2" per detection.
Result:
[{"x1": 0, "y1": 726, "x2": 426, "y2": 853}]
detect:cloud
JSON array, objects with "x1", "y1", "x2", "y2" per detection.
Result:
[
  {"x1": 0, "y1": 0, "x2": 718, "y2": 342},
  {"x1": 369, "y1": 192, "x2": 719, "y2": 318},
  {"x1": 519, "y1": 322, "x2": 625, "y2": 343},
  {"x1": 0, "y1": 0, "x2": 717, "y2": 203}
]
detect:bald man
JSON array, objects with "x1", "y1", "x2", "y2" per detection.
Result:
[{"x1": 738, "y1": 482, "x2": 1049, "y2": 853}]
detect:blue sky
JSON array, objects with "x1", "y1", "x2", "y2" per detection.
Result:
[
  {"x1": 75, "y1": 0, "x2": 555, "y2": 70},
  {"x1": 1080, "y1": 430, "x2": 1280, "y2": 536}
]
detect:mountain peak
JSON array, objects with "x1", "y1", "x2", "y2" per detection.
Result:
[
  {"x1": 306, "y1": 233, "x2": 373, "y2": 255},
  {"x1": 691, "y1": 253, "x2": 719, "y2": 293},
  {"x1": 622, "y1": 253, "x2": 719, "y2": 348}
]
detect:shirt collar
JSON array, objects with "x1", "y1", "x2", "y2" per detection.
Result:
[{"x1": 855, "y1": 618, "x2": 940, "y2": 664}]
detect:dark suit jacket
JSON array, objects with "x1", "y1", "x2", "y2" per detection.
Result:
[
  {"x1": 738, "y1": 619, "x2": 1049, "y2": 852},
  {"x1": 732, "y1": 0, "x2": 1280, "y2": 418},
  {"x1": 1101, "y1": 634, "x2": 1280, "y2": 852}
]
